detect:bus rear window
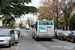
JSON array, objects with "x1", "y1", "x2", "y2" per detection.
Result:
[{"x1": 39, "y1": 21, "x2": 52, "y2": 25}]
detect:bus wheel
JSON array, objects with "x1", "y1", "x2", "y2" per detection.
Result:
[
  {"x1": 32, "y1": 33, "x2": 34, "y2": 39},
  {"x1": 32, "y1": 34, "x2": 34, "y2": 39},
  {"x1": 50, "y1": 38, "x2": 52, "y2": 41},
  {"x1": 32, "y1": 36, "x2": 34, "y2": 39}
]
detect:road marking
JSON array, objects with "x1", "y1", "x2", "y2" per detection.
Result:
[
  {"x1": 23, "y1": 30, "x2": 31, "y2": 38},
  {"x1": 55, "y1": 39, "x2": 75, "y2": 46}
]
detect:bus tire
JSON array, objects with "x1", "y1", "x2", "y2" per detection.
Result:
[
  {"x1": 32, "y1": 33, "x2": 34, "y2": 39},
  {"x1": 32, "y1": 36, "x2": 34, "y2": 39},
  {"x1": 50, "y1": 38, "x2": 52, "y2": 41}
]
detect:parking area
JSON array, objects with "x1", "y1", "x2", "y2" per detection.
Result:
[{"x1": 0, "y1": 29, "x2": 20, "y2": 50}]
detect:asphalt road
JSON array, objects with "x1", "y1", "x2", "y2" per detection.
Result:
[{"x1": 19, "y1": 29, "x2": 75, "y2": 50}]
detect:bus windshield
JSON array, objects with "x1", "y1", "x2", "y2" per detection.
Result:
[{"x1": 39, "y1": 21, "x2": 52, "y2": 25}]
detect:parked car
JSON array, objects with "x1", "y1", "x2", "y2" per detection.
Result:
[
  {"x1": 0, "y1": 29, "x2": 15, "y2": 47},
  {"x1": 20, "y1": 26, "x2": 26, "y2": 29},
  {"x1": 15, "y1": 30, "x2": 20, "y2": 37},
  {"x1": 14, "y1": 30, "x2": 19, "y2": 43},
  {"x1": 26, "y1": 24, "x2": 29, "y2": 30},
  {"x1": 54, "y1": 29, "x2": 63, "y2": 38},
  {"x1": 58, "y1": 31, "x2": 71, "y2": 40},
  {"x1": 15, "y1": 27, "x2": 20, "y2": 30},
  {"x1": 67, "y1": 31, "x2": 75, "y2": 43}
]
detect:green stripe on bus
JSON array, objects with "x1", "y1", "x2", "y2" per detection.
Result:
[
  {"x1": 40, "y1": 26, "x2": 47, "y2": 30},
  {"x1": 52, "y1": 21, "x2": 54, "y2": 25},
  {"x1": 37, "y1": 21, "x2": 39, "y2": 25}
]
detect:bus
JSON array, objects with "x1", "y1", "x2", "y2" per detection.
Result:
[{"x1": 32, "y1": 20, "x2": 54, "y2": 40}]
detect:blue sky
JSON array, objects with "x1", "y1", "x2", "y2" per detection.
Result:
[{"x1": 16, "y1": 0, "x2": 41, "y2": 23}]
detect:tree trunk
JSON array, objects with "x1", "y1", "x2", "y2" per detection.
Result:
[
  {"x1": 0, "y1": 7, "x2": 2, "y2": 15},
  {"x1": 56, "y1": 17, "x2": 58, "y2": 29},
  {"x1": 65, "y1": 19, "x2": 68, "y2": 30}
]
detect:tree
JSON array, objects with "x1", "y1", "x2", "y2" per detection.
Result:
[
  {"x1": 0, "y1": 0, "x2": 31, "y2": 14},
  {"x1": 2, "y1": 15, "x2": 14, "y2": 27},
  {"x1": 38, "y1": 0, "x2": 74, "y2": 29},
  {"x1": 19, "y1": 23, "x2": 23, "y2": 27},
  {"x1": 68, "y1": 13, "x2": 75, "y2": 30},
  {"x1": 60, "y1": 0, "x2": 73, "y2": 30},
  {"x1": 38, "y1": 0, "x2": 62, "y2": 29},
  {"x1": 0, "y1": 0, "x2": 38, "y2": 23},
  {"x1": 27, "y1": 17, "x2": 30, "y2": 26},
  {"x1": 38, "y1": 0, "x2": 54, "y2": 20}
]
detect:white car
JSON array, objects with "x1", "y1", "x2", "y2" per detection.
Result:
[
  {"x1": 15, "y1": 27, "x2": 20, "y2": 30},
  {"x1": 26, "y1": 24, "x2": 29, "y2": 30},
  {"x1": 0, "y1": 29, "x2": 15, "y2": 47},
  {"x1": 14, "y1": 30, "x2": 18, "y2": 43}
]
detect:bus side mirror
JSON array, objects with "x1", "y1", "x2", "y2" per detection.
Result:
[{"x1": 31, "y1": 25, "x2": 34, "y2": 28}]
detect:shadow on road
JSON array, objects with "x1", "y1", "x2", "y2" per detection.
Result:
[
  {"x1": 0, "y1": 46, "x2": 10, "y2": 48},
  {"x1": 34, "y1": 38, "x2": 54, "y2": 42}
]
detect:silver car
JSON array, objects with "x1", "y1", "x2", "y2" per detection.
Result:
[
  {"x1": 59, "y1": 31, "x2": 71, "y2": 40},
  {"x1": 0, "y1": 29, "x2": 15, "y2": 47},
  {"x1": 54, "y1": 29, "x2": 63, "y2": 38},
  {"x1": 14, "y1": 30, "x2": 18, "y2": 43}
]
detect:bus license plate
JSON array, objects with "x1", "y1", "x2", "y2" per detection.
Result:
[{"x1": 43, "y1": 34, "x2": 48, "y2": 36}]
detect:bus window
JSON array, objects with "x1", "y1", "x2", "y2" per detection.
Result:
[{"x1": 39, "y1": 21, "x2": 52, "y2": 25}]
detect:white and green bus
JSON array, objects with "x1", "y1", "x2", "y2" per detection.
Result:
[{"x1": 32, "y1": 20, "x2": 54, "y2": 40}]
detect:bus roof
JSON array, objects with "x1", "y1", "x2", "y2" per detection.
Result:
[
  {"x1": 36, "y1": 20, "x2": 54, "y2": 22},
  {"x1": 36, "y1": 20, "x2": 54, "y2": 25}
]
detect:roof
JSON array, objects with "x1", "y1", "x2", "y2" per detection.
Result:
[{"x1": 37, "y1": 20, "x2": 53, "y2": 21}]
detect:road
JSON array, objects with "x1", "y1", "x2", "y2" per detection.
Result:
[{"x1": 19, "y1": 29, "x2": 75, "y2": 50}]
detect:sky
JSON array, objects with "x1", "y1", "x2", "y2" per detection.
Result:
[{"x1": 16, "y1": 0, "x2": 41, "y2": 23}]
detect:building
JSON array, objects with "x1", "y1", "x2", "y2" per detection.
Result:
[
  {"x1": 20, "y1": 20, "x2": 27, "y2": 26},
  {"x1": 20, "y1": 20, "x2": 33, "y2": 26},
  {"x1": 14, "y1": 23, "x2": 19, "y2": 27}
]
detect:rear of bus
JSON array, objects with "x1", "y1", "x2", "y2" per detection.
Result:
[{"x1": 36, "y1": 20, "x2": 54, "y2": 39}]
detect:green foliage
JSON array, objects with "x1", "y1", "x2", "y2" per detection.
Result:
[
  {"x1": 68, "y1": 13, "x2": 75, "y2": 30},
  {"x1": 0, "y1": 0, "x2": 38, "y2": 22},
  {"x1": 0, "y1": 0, "x2": 31, "y2": 7},
  {"x1": 58, "y1": 25, "x2": 64, "y2": 29},
  {"x1": 0, "y1": 15, "x2": 14, "y2": 27},
  {"x1": 2, "y1": 15, "x2": 14, "y2": 23},
  {"x1": 19, "y1": 23, "x2": 23, "y2": 27}
]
